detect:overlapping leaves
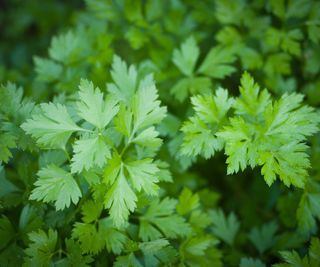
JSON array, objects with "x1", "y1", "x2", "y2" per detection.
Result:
[
  {"x1": 23, "y1": 57, "x2": 167, "y2": 228},
  {"x1": 183, "y1": 72, "x2": 320, "y2": 188}
]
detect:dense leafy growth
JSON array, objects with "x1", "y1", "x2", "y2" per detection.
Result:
[{"x1": 1, "y1": 0, "x2": 320, "y2": 266}]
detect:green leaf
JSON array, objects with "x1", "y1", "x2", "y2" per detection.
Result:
[
  {"x1": 171, "y1": 76, "x2": 211, "y2": 102},
  {"x1": 180, "y1": 235, "x2": 218, "y2": 257},
  {"x1": 0, "y1": 216, "x2": 15, "y2": 250},
  {"x1": 0, "y1": 132, "x2": 16, "y2": 163},
  {"x1": 114, "y1": 253, "x2": 142, "y2": 267},
  {"x1": 264, "y1": 53, "x2": 291, "y2": 76},
  {"x1": 21, "y1": 103, "x2": 82, "y2": 148},
  {"x1": 72, "y1": 217, "x2": 127, "y2": 254},
  {"x1": 71, "y1": 133, "x2": 111, "y2": 173},
  {"x1": 24, "y1": 229, "x2": 57, "y2": 266},
  {"x1": 270, "y1": 0, "x2": 285, "y2": 19},
  {"x1": 0, "y1": 82, "x2": 27, "y2": 116},
  {"x1": 309, "y1": 238, "x2": 320, "y2": 265},
  {"x1": 173, "y1": 36, "x2": 199, "y2": 76},
  {"x1": 234, "y1": 71, "x2": 271, "y2": 117},
  {"x1": 104, "y1": 168, "x2": 137, "y2": 227},
  {"x1": 297, "y1": 180, "x2": 320, "y2": 233},
  {"x1": 81, "y1": 199, "x2": 103, "y2": 224},
  {"x1": 77, "y1": 78, "x2": 119, "y2": 129},
  {"x1": 108, "y1": 55, "x2": 138, "y2": 103},
  {"x1": 258, "y1": 142, "x2": 309, "y2": 188},
  {"x1": 249, "y1": 221, "x2": 278, "y2": 254},
  {"x1": 238, "y1": 46, "x2": 263, "y2": 70},
  {"x1": 125, "y1": 26, "x2": 149, "y2": 50},
  {"x1": 0, "y1": 166, "x2": 20, "y2": 207},
  {"x1": 72, "y1": 223, "x2": 105, "y2": 254},
  {"x1": 145, "y1": 245, "x2": 177, "y2": 266},
  {"x1": 217, "y1": 72, "x2": 320, "y2": 187},
  {"x1": 209, "y1": 209, "x2": 240, "y2": 245},
  {"x1": 139, "y1": 239, "x2": 169, "y2": 254},
  {"x1": 264, "y1": 93, "x2": 320, "y2": 141},
  {"x1": 65, "y1": 239, "x2": 93, "y2": 267},
  {"x1": 181, "y1": 88, "x2": 233, "y2": 159},
  {"x1": 155, "y1": 160, "x2": 172, "y2": 182},
  {"x1": 132, "y1": 127, "x2": 162, "y2": 148},
  {"x1": 39, "y1": 150, "x2": 67, "y2": 169},
  {"x1": 139, "y1": 197, "x2": 191, "y2": 241},
  {"x1": 99, "y1": 217, "x2": 127, "y2": 254},
  {"x1": 216, "y1": 116, "x2": 257, "y2": 174},
  {"x1": 121, "y1": 240, "x2": 177, "y2": 267},
  {"x1": 189, "y1": 210, "x2": 212, "y2": 232},
  {"x1": 214, "y1": 0, "x2": 245, "y2": 24},
  {"x1": 216, "y1": 26, "x2": 243, "y2": 47},
  {"x1": 132, "y1": 75, "x2": 167, "y2": 131},
  {"x1": 48, "y1": 30, "x2": 88, "y2": 64},
  {"x1": 260, "y1": 93, "x2": 320, "y2": 187},
  {"x1": 273, "y1": 238, "x2": 320, "y2": 267},
  {"x1": 34, "y1": 56, "x2": 63, "y2": 82},
  {"x1": 181, "y1": 117, "x2": 222, "y2": 159},
  {"x1": 85, "y1": 0, "x2": 116, "y2": 20},
  {"x1": 30, "y1": 165, "x2": 82, "y2": 210},
  {"x1": 266, "y1": 28, "x2": 303, "y2": 56},
  {"x1": 115, "y1": 104, "x2": 132, "y2": 137},
  {"x1": 176, "y1": 187, "x2": 200, "y2": 216},
  {"x1": 275, "y1": 251, "x2": 305, "y2": 267},
  {"x1": 0, "y1": 243, "x2": 24, "y2": 267},
  {"x1": 192, "y1": 88, "x2": 234, "y2": 124},
  {"x1": 125, "y1": 158, "x2": 159, "y2": 196},
  {"x1": 103, "y1": 152, "x2": 122, "y2": 185},
  {"x1": 286, "y1": 0, "x2": 311, "y2": 19},
  {"x1": 0, "y1": 83, "x2": 35, "y2": 151},
  {"x1": 103, "y1": 152, "x2": 163, "y2": 227},
  {"x1": 198, "y1": 46, "x2": 236, "y2": 79},
  {"x1": 281, "y1": 29, "x2": 303, "y2": 56},
  {"x1": 240, "y1": 258, "x2": 266, "y2": 267}
]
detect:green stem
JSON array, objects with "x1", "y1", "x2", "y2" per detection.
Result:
[
  {"x1": 101, "y1": 133, "x2": 118, "y2": 152},
  {"x1": 120, "y1": 128, "x2": 136, "y2": 157},
  {"x1": 65, "y1": 191, "x2": 90, "y2": 224},
  {"x1": 62, "y1": 147, "x2": 71, "y2": 162}
]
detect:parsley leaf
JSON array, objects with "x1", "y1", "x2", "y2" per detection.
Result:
[
  {"x1": 77, "y1": 78, "x2": 119, "y2": 130},
  {"x1": 0, "y1": 216, "x2": 15, "y2": 250},
  {"x1": 274, "y1": 238, "x2": 320, "y2": 267},
  {"x1": 132, "y1": 127, "x2": 162, "y2": 148},
  {"x1": 217, "y1": 72, "x2": 320, "y2": 187},
  {"x1": 21, "y1": 103, "x2": 83, "y2": 148},
  {"x1": 104, "y1": 167, "x2": 137, "y2": 228},
  {"x1": 173, "y1": 36, "x2": 199, "y2": 76},
  {"x1": 181, "y1": 88, "x2": 233, "y2": 159},
  {"x1": 139, "y1": 197, "x2": 191, "y2": 241},
  {"x1": 240, "y1": 258, "x2": 266, "y2": 267},
  {"x1": 132, "y1": 75, "x2": 167, "y2": 131},
  {"x1": 108, "y1": 55, "x2": 138, "y2": 103},
  {"x1": 34, "y1": 57, "x2": 63, "y2": 82},
  {"x1": 71, "y1": 133, "x2": 111, "y2": 173},
  {"x1": 177, "y1": 187, "x2": 200, "y2": 216},
  {"x1": 72, "y1": 217, "x2": 127, "y2": 254},
  {"x1": 30, "y1": 165, "x2": 82, "y2": 210},
  {"x1": 297, "y1": 180, "x2": 320, "y2": 233},
  {"x1": 125, "y1": 158, "x2": 160, "y2": 196},
  {"x1": 65, "y1": 238, "x2": 93, "y2": 266},
  {"x1": 180, "y1": 235, "x2": 218, "y2": 257},
  {"x1": 24, "y1": 229, "x2": 57, "y2": 266},
  {"x1": 249, "y1": 221, "x2": 278, "y2": 254},
  {"x1": 209, "y1": 209, "x2": 240, "y2": 245},
  {"x1": 198, "y1": 46, "x2": 236, "y2": 79},
  {"x1": 0, "y1": 133, "x2": 16, "y2": 163}
]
